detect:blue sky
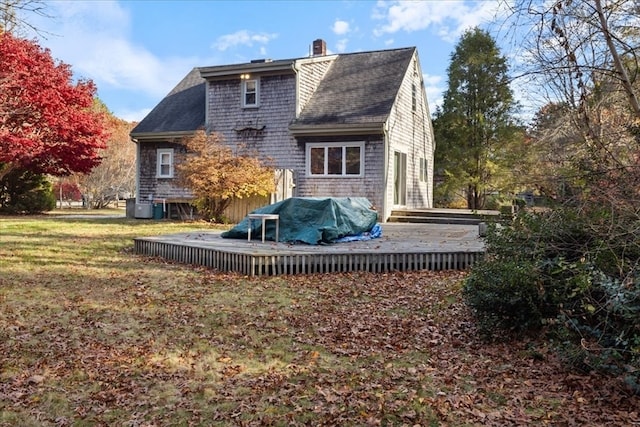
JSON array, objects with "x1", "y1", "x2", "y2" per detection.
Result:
[{"x1": 22, "y1": 0, "x2": 513, "y2": 122}]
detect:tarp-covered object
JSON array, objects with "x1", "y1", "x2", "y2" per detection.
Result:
[{"x1": 221, "y1": 197, "x2": 379, "y2": 245}]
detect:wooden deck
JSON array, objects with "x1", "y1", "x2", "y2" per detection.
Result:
[{"x1": 134, "y1": 223, "x2": 486, "y2": 276}]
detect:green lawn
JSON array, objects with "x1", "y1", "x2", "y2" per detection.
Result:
[{"x1": 0, "y1": 215, "x2": 637, "y2": 426}]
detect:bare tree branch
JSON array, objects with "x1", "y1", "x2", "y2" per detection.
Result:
[
  {"x1": 594, "y1": 0, "x2": 640, "y2": 118},
  {"x1": 0, "y1": 0, "x2": 52, "y2": 37}
]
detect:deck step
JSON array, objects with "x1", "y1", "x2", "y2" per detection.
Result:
[
  {"x1": 388, "y1": 208, "x2": 499, "y2": 225},
  {"x1": 388, "y1": 215, "x2": 483, "y2": 225}
]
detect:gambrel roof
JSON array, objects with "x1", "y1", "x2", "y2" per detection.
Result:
[{"x1": 289, "y1": 47, "x2": 415, "y2": 134}]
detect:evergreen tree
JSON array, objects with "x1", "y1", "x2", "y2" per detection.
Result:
[{"x1": 434, "y1": 27, "x2": 525, "y2": 209}]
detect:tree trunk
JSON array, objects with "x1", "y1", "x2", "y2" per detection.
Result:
[
  {"x1": 594, "y1": 0, "x2": 640, "y2": 119},
  {"x1": 0, "y1": 163, "x2": 15, "y2": 182}
]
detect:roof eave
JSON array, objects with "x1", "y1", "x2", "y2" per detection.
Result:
[
  {"x1": 200, "y1": 60, "x2": 296, "y2": 79},
  {"x1": 289, "y1": 122, "x2": 385, "y2": 137},
  {"x1": 130, "y1": 130, "x2": 197, "y2": 142}
]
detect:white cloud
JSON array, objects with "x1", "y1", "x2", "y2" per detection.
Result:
[
  {"x1": 422, "y1": 73, "x2": 444, "y2": 113},
  {"x1": 212, "y1": 30, "x2": 278, "y2": 51},
  {"x1": 423, "y1": 73, "x2": 443, "y2": 88},
  {"x1": 41, "y1": 0, "x2": 130, "y2": 34},
  {"x1": 26, "y1": 1, "x2": 194, "y2": 100},
  {"x1": 332, "y1": 20, "x2": 350, "y2": 35},
  {"x1": 336, "y1": 38, "x2": 349, "y2": 53},
  {"x1": 75, "y1": 38, "x2": 193, "y2": 98},
  {"x1": 373, "y1": 0, "x2": 501, "y2": 42},
  {"x1": 118, "y1": 107, "x2": 152, "y2": 123}
]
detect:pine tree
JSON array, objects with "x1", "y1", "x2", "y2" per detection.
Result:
[{"x1": 434, "y1": 27, "x2": 525, "y2": 209}]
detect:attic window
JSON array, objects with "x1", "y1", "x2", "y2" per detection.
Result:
[{"x1": 241, "y1": 78, "x2": 259, "y2": 108}]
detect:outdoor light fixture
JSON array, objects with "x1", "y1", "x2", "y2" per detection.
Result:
[{"x1": 240, "y1": 73, "x2": 251, "y2": 80}]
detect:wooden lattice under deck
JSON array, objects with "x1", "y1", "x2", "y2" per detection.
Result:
[{"x1": 133, "y1": 223, "x2": 486, "y2": 276}]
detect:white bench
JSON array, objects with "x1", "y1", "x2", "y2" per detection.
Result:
[{"x1": 247, "y1": 214, "x2": 279, "y2": 243}]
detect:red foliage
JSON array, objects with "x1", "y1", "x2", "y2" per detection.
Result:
[
  {"x1": 0, "y1": 33, "x2": 108, "y2": 176},
  {"x1": 52, "y1": 180, "x2": 82, "y2": 201}
]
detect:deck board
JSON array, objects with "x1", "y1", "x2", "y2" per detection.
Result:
[{"x1": 134, "y1": 223, "x2": 485, "y2": 276}]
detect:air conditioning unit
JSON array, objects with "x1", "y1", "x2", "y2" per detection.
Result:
[{"x1": 134, "y1": 203, "x2": 153, "y2": 219}]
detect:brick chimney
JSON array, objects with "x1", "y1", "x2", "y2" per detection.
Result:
[{"x1": 312, "y1": 39, "x2": 327, "y2": 56}]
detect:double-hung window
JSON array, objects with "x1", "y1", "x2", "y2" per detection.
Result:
[
  {"x1": 157, "y1": 148, "x2": 174, "y2": 178},
  {"x1": 242, "y1": 78, "x2": 259, "y2": 108},
  {"x1": 306, "y1": 142, "x2": 364, "y2": 177}
]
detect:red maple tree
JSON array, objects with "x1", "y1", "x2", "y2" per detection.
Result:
[{"x1": 0, "y1": 32, "x2": 108, "y2": 178}]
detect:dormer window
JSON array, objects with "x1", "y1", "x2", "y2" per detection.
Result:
[{"x1": 241, "y1": 77, "x2": 259, "y2": 108}]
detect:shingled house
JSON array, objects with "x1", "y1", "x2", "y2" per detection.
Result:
[{"x1": 130, "y1": 39, "x2": 435, "y2": 221}]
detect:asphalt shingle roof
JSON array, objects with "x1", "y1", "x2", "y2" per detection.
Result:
[
  {"x1": 291, "y1": 47, "x2": 415, "y2": 127},
  {"x1": 130, "y1": 47, "x2": 416, "y2": 137},
  {"x1": 131, "y1": 67, "x2": 205, "y2": 136}
]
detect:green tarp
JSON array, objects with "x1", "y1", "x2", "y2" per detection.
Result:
[{"x1": 221, "y1": 197, "x2": 379, "y2": 245}]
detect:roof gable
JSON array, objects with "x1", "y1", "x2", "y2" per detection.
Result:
[
  {"x1": 131, "y1": 67, "x2": 206, "y2": 138},
  {"x1": 290, "y1": 47, "x2": 416, "y2": 130}
]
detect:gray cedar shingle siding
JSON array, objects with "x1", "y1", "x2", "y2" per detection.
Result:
[
  {"x1": 131, "y1": 68, "x2": 206, "y2": 202},
  {"x1": 383, "y1": 51, "x2": 434, "y2": 217},
  {"x1": 138, "y1": 142, "x2": 192, "y2": 201},
  {"x1": 296, "y1": 57, "x2": 335, "y2": 115},
  {"x1": 207, "y1": 74, "x2": 299, "y2": 170},
  {"x1": 293, "y1": 135, "x2": 385, "y2": 213},
  {"x1": 131, "y1": 45, "x2": 434, "y2": 219},
  {"x1": 291, "y1": 48, "x2": 415, "y2": 129}
]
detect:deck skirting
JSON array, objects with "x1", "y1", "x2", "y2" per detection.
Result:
[{"x1": 134, "y1": 238, "x2": 484, "y2": 276}]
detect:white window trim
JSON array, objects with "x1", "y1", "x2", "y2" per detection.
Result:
[
  {"x1": 156, "y1": 148, "x2": 174, "y2": 178},
  {"x1": 242, "y1": 78, "x2": 260, "y2": 108},
  {"x1": 306, "y1": 141, "x2": 365, "y2": 177}
]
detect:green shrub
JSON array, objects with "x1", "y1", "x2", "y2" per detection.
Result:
[
  {"x1": 0, "y1": 168, "x2": 56, "y2": 214},
  {"x1": 463, "y1": 259, "x2": 543, "y2": 335},
  {"x1": 466, "y1": 207, "x2": 640, "y2": 386}
]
